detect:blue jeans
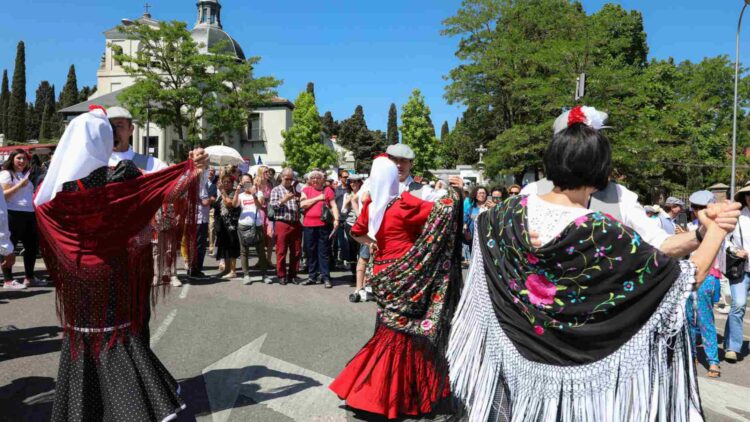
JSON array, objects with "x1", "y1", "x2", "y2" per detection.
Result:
[
  {"x1": 304, "y1": 226, "x2": 331, "y2": 281},
  {"x1": 724, "y1": 271, "x2": 750, "y2": 353}
]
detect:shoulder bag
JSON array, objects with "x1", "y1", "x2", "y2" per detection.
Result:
[{"x1": 726, "y1": 219, "x2": 746, "y2": 280}]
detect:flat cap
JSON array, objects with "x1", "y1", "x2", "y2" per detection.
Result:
[
  {"x1": 386, "y1": 143, "x2": 415, "y2": 160},
  {"x1": 107, "y1": 106, "x2": 132, "y2": 120},
  {"x1": 689, "y1": 190, "x2": 716, "y2": 207},
  {"x1": 644, "y1": 205, "x2": 658, "y2": 214},
  {"x1": 664, "y1": 197, "x2": 686, "y2": 207}
]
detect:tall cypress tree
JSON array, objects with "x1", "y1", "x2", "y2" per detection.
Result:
[
  {"x1": 320, "y1": 111, "x2": 339, "y2": 138},
  {"x1": 39, "y1": 103, "x2": 53, "y2": 141},
  {"x1": 339, "y1": 105, "x2": 385, "y2": 172},
  {"x1": 306, "y1": 81, "x2": 315, "y2": 98},
  {"x1": 59, "y1": 64, "x2": 79, "y2": 108},
  {"x1": 7, "y1": 41, "x2": 27, "y2": 142},
  {"x1": 440, "y1": 121, "x2": 449, "y2": 141},
  {"x1": 387, "y1": 103, "x2": 398, "y2": 144},
  {"x1": 0, "y1": 70, "x2": 9, "y2": 135},
  {"x1": 35, "y1": 81, "x2": 54, "y2": 115},
  {"x1": 26, "y1": 102, "x2": 38, "y2": 140}
]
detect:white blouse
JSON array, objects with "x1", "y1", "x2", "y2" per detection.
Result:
[{"x1": 525, "y1": 195, "x2": 592, "y2": 246}]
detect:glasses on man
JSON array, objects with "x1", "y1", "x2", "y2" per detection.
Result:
[
  {"x1": 509, "y1": 190, "x2": 520, "y2": 196},
  {"x1": 491, "y1": 195, "x2": 503, "y2": 201}
]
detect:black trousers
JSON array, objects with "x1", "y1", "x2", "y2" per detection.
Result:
[{"x1": 3, "y1": 210, "x2": 38, "y2": 280}]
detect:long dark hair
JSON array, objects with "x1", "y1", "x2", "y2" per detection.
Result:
[
  {"x1": 469, "y1": 185, "x2": 489, "y2": 207},
  {"x1": 2, "y1": 149, "x2": 30, "y2": 181}
]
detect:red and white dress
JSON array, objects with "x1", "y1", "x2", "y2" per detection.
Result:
[{"x1": 329, "y1": 192, "x2": 450, "y2": 419}]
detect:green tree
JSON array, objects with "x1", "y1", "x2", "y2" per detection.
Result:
[
  {"x1": 202, "y1": 42, "x2": 281, "y2": 144},
  {"x1": 400, "y1": 89, "x2": 437, "y2": 175},
  {"x1": 7, "y1": 41, "x2": 27, "y2": 142},
  {"x1": 79, "y1": 85, "x2": 97, "y2": 102},
  {"x1": 0, "y1": 70, "x2": 9, "y2": 135},
  {"x1": 435, "y1": 120, "x2": 458, "y2": 168},
  {"x1": 306, "y1": 81, "x2": 315, "y2": 97},
  {"x1": 25, "y1": 103, "x2": 37, "y2": 141},
  {"x1": 339, "y1": 105, "x2": 385, "y2": 172},
  {"x1": 320, "y1": 111, "x2": 339, "y2": 138},
  {"x1": 387, "y1": 103, "x2": 399, "y2": 144},
  {"x1": 281, "y1": 91, "x2": 337, "y2": 172},
  {"x1": 39, "y1": 103, "x2": 53, "y2": 141},
  {"x1": 58, "y1": 64, "x2": 79, "y2": 109},
  {"x1": 114, "y1": 21, "x2": 279, "y2": 154}
]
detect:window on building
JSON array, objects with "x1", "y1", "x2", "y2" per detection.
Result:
[
  {"x1": 143, "y1": 136, "x2": 159, "y2": 155},
  {"x1": 201, "y1": 7, "x2": 207, "y2": 23},
  {"x1": 210, "y1": 11, "x2": 216, "y2": 24},
  {"x1": 247, "y1": 114, "x2": 262, "y2": 141}
]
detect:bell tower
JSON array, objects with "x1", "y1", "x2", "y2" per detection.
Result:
[{"x1": 196, "y1": 0, "x2": 222, "y2": 29}]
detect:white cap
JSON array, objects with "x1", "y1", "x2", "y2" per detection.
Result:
[
  {"x1": 107, "y1": 106, "x2": 132, "y2": 120},
  {"x1": 386, "y1": 143, "x2": 415, "y2": 160}
]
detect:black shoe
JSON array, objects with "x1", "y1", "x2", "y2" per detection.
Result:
[
  {"x1": 301, "y1": 278, "x2": 317, "y2": 286},
  {"x1": 288, "y1": 276, "x2": 301, "y2": 285},
  {"x1": 279, "y1": 278, "x2": 288, "y2": 285},
  {"x1": 324, "y1": 280, "x2": 333, "y2": 289},
  {"x1": 349, "y1": 291, "x2": 361, "y2": 302}
]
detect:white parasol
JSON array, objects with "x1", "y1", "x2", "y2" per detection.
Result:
[{"x1": 204, "y1": 145, "x2": 244, "y2": 166}]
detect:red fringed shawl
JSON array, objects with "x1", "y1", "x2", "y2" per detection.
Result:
[{"x1": 36, "y1": 161, "x2": 200, "y2": 357}]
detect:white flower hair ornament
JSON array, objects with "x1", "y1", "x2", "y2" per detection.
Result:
[{"x1": 552, "y1": 105, "x2": 610, "y2": 135}]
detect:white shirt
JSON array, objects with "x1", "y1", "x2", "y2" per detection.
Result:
[
  {"x1": 401, "y1": 175, "x2": 446, "y2": 202},
  {"x1": 526, "y1": 195, "x2": 592, "y2": 245},
  {"x1": 238, "y1": 191, "x2": 264, "y2": 226},
  {"x1": 109, "y1": 146, "x2": 168, "y2": 174},
  {"x1": 730, "y1": 207, "x2": 750, "y2": 271},
  {"x1": 521, "y1": 181, "x2": 669, "y2": 249},
  {"x1": 0, "y1": 191, "x2": 13, "y2": 256},
  {"x1": 0, "y1": 170, "x2": 35, "y2": 212}
]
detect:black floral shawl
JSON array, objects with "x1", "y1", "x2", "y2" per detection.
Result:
[{"x1": 479, "y1": 195, "x2": 681, "y2": 365}]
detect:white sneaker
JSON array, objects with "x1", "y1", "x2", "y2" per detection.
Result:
[
  {"x1": 170, "y1": 276, "x2": 183, "y2": 287},
  {"x1": 3, "y1": 280, "x2": 26, "y2": 290}
]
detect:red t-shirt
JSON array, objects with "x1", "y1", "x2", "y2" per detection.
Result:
[
  {"x1": 352, "y1": 192, "x2": 433, "y2": 274},
  {"x1": 302, "y1": 186, "x2": 335, "y2": 227}
]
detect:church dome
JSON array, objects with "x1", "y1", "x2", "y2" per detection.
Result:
[
  {"x1": 191, "y1": 26, "x2": 245, "y2": 60},
  {"x1": 191, "y1": 0, "x2": 245, "y2": 61}
]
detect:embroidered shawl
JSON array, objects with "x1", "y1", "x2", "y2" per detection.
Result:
[{"x1": 448, "y1": 196, "x2": 702, "y2": 422}]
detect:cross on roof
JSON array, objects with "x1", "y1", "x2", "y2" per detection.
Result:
[{"x1": 144, "y1": 2, "x2": 153, "y2": 15}]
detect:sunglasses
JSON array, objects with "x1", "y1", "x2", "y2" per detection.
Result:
[
  {"x1": 491, "y1": 196, "x2": 503, "y2": 201},
  {"x1": 509, "y1": 191, "x2": 520, "y2": 195}
]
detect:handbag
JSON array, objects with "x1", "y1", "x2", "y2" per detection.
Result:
[
  {"x1": 238, "y1": 209, "x2": 261, "y2": 247},
  {"x1": 320, "y1": 188, "x2": 334, "y2": 225},
  {"x1": 726, "y1": 220, "x2": 746, "y2": 280}
]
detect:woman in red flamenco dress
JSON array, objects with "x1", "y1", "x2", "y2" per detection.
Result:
[{"x1": 329, "y1": 155, "x2": 463, "y2": 419}]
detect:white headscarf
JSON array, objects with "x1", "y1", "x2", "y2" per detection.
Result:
[
  {"x1": 34, "y1": 108, "x2": 113, "y2": 207},
  {"x1": 366, "y1": 156, "x2": 400, "y2": 240}
]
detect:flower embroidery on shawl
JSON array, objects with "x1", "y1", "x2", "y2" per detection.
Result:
[
  {"x1": 526, "y1": 252, "x2": 540, "y2": 265},
  {"x1": 525, "y1": 274, "x2": 557, "y2": 306},
  {"x1": 420, "y1": 320, "x2": 434, "y2": 331},
  {"x1": 441, "y1": 198, "x2": 454, "y2": 206},
  {"x1": 573, "y1": 215, "x2": 589, "y2": 227},
  {"x1": 623, "y1": 281, "x2": 634, "y2": 292},
  {"x1": 533, "y1": 325, "x2": 545, "y2": 336}
]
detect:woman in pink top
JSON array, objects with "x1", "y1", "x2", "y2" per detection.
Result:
[{"x1": 300, "y1": 170, "x2": 339, "y2": 288}]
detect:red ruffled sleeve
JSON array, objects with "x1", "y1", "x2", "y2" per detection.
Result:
[{"x1": 351, "y1": 198, "x2": 371, "y2": 237}]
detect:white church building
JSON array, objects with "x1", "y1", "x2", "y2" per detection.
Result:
[{"x1": 59, "y1": 0, "x2": 293, "y2": 168}]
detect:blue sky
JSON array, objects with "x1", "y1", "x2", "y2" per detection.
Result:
[{"x1": 1, "y1": 0, "x2": 750, "y2": 133}]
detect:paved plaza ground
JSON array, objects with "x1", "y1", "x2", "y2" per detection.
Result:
[{"x1": 1, "y1": 253, "x2": 749, "y2": 421}]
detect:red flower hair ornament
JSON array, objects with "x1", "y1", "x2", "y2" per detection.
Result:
[{"x1": 553, "y1": 105, "x2": 609, "y2": 135}]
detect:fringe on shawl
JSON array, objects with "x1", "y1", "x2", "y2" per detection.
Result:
[
  {"x1": 39, "y1": 162, "x2": 200, "y2": 360},
  {"x1": 447, "y1": 235, "x2": 703, "y2": 422}
]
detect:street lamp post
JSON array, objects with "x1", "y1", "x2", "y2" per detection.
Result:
[{"x1": 731, "y1": 0, "x2": 750, "y2": 197}]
